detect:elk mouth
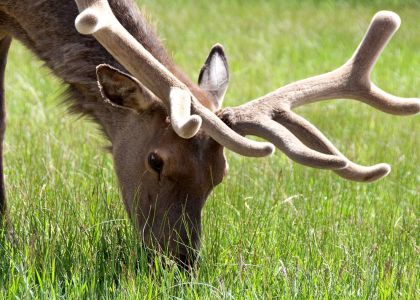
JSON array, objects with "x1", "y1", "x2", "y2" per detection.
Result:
[{"x1": 139, "y1": 201, "x2": 202, "y2": 268}]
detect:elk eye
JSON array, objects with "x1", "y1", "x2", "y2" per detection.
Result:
[{"x1": 148, "y1": 153, "x2": 164, "y2": 174}]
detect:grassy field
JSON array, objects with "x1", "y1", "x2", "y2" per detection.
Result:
[{"x1": 1, "y1": 0, "x2": 419, "y2": 298}]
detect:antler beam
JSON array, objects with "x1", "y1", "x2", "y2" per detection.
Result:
[
  {"x1": 220, "y1": 11, "x2": 419, "y2": 182},
  {"x1": 74, "y1": 0, "x2": 274, "y2": 156},
  {"x1": 74, "y1": 0, "x2": 202, "y2": 139}
]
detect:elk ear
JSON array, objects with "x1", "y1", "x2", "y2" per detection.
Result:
[
  {"x1": 198, "y1": 44, "x2": 229, "y2": 110},
  {"x1": 96, "y1": 64, "x2": 158, "y2": 111}
]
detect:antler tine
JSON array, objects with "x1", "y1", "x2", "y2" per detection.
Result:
[
  {"x1": 246, "y1": 11, "x2": 420, "y2": 114},
  {"x1": 348, "y1": 11, "x2": 401, "y2": 79},
  {"x1": 276, "y1": 111, "x2": 391, "y2": 182},
  {"x1": 74, "y1": 0, "x2": 274, "y2": 156},
  {"x1": 220, "y1": 11, "x2": 418, "y2": 181},
  {"x1": 241, "y1": 118, "x2": 348, "y2": 169},
  {"x1": 342, "y1": 11, "x2": 420, "y2": 115},
  {"x1": 293, "y1": 10, "x2": 419, "y2": 114}
]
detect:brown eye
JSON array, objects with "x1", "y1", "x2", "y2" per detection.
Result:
[{"x1": 148, "y1": 153, "x2": 164, "y2": 174}]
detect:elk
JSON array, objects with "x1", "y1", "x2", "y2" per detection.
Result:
[{"x1": 0, "y1": 0, "x2": 418, "y2": 267}]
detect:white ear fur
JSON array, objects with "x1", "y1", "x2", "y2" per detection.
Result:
[{"x1": 198, "y1": 44, "x2": 229, "y2": 110}]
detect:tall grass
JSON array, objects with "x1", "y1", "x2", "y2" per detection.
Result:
[{"x1": 1, "y1": 0, "x2": 418, "y2": 298}]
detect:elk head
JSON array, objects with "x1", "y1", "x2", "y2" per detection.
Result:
[
  {"x1": 75, "y1": 0, "x2": 419, "y2": 267},
  {"x1": 94, "y1": 50, "x2": 229, "y2": 266}
]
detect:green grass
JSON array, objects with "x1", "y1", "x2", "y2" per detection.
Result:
[{"x1": 1, "y1": 0, "x2": 419, "y2": 298}]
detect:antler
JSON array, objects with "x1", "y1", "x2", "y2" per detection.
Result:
[
  {"x1": 219, "y1": 11, "x2": 419, "y2": 182},
  {"x1": 74, "y1": 0, "x2": 274, "y2": 156}
]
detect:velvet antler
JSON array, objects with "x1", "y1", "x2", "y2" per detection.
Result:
[
  {"x1": 74, "y1": 0, "x2": 274, "y2": 156},
  {"x1": 219, "y1": 11, "x2": 419, "y2": 182}
]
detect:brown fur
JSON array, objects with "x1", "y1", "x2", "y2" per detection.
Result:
[
  {"x1": 0, "y1": 35, "x2": 11, "y2": 221},
  {"x1": 0, "y1": 0, "x2": 227, "y2": 264}
]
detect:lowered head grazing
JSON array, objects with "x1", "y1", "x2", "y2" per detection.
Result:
[
  {"x1": 0, "y1": 0, "x2": 418, "y2": 269},
  {"x1": 94, "y1": 45, "x2": 230, "y2": 265}
]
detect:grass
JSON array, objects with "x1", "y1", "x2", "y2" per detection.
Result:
[{"x1": 1, "y1": 0, "x2": 419, "y2": 298}]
